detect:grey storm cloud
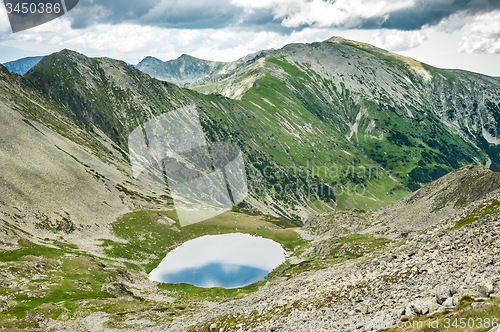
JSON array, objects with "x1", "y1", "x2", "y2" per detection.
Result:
[
  {"x1": 69, "y1": 0, "x2": 245, "y2": 29},
  {"x1": 68, "y1": 0, "x2": 500, "y2": 32},
  {"x1": 378, "y1": 0, "x2": 500, "y2": 30}
]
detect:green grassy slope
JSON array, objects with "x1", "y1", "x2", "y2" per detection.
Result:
[
  {"x1": 194, "y1": 38, "x2": 496, "y2": 193},
  {"x1": 23, "y1": 39, "x2": 500, "y2": 214},
  {"x1": 23, "y1": 49, "x2": 407, "y2": 215}
]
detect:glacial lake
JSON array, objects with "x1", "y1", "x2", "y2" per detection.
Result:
[{"x1": 149, "y1": 233, "x2": 286, "y2": 288}]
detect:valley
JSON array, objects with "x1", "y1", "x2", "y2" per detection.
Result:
[
  {"x1": 0, "y1": 37, "x2": 499, "y2": 331},
  {"x1": 0, "y1": 165, "x2": 499, "y2": 331}
]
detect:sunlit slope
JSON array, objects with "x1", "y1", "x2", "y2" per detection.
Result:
[
  {"x1": 23, "y1": 49, "x2": 407, "y2": 216},
  {"x1": 194, "y1": 37, "x2": 496, "y2": 190}
]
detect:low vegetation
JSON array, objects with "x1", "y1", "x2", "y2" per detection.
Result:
[{"x1": 100, "y1": 209, "x2": 307, "y2": 273}]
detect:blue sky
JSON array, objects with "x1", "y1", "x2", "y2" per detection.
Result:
[{"x1": 1, "y1": 0, "x2": 500, "y2": 76}]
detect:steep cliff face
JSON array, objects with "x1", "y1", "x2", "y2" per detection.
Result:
[{"x1": 365, "y1": 163, "x2": 500, "y2": 237}]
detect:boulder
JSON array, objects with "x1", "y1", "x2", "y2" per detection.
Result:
[
  {"x1": 435, "y1": 285, "x2": 452, "y2": 304},
  {"x1": 101, "y1": 283, "x2": 132, "y2": 297},
  {"x1": 405, "y1": 298, "x2": 437, "y2": 316},
  {"x1": 478, "y1": 280, "x2": 495, "y2": 297},
  {"x1": 0, "y1": 300, "x2": 9, "y2": 312}
]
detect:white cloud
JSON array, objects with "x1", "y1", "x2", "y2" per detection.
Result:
[
  {"x1": 210, "y1": 30, "x2": 234, "y2": 41},
  {"x1": 0, "y1": 5, "x2": 11, "y2": 34},
  {"x1": 187, "y1": 28, "x2": 342, "y2": 61},
  {"x1": 458, "y1": 10, "x2": 500, "y2": 53},
  {"x1": 231, "y1": 0, "x2": 415, "y2": 28},
  {"x1": 0, "y1": 0, "x2": 499, "y2": 76},
  {"x1": 433, "y1": 11, "x2": 471, "y2": 34},
  {"x1": 371, "y1": 29, "x2": 430, "y2": 51}
]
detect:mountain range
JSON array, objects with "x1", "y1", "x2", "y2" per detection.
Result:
[
  {"x1": 0, "y1": 36, "x2": 499, "y2": 330},
  {"x1": 0, "y1": 37, "x2": 498, "y2": 233},
  {"x1": 137, "y1": 37, "x2": 500, "y2": 177}
]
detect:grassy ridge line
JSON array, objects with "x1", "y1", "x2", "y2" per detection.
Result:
[
  {"x1": 234, "y1": 60, "x2": 409, "y2": 210},
  {"x1": 259, "y1": 52, "x2": 483, "y2": 191}
]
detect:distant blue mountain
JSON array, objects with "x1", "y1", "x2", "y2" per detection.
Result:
[{"x1": 3, "y1": 56, "x2": 44, "y2": 75}]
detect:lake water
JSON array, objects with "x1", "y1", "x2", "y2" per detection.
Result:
[{"x1": 149, "y1": 233, "x2": 286, "y2": 288}]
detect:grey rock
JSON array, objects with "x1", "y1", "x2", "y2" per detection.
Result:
[
  {"x1": 435, "y1": 285, "x2": 452, "y2": 304},
  {"x1": 0, "y1": 300, "x2": 9, "y2": 312},
  {"x1": 478, "y1": 280, "x2": 495, "y2": 297},
  {"x1": 406, "y1": 298, "x2": 436, "y2": 316},
  {"x1": 471, "y1": 302, "x2": 490, "y2": 309},
  {"x1": 101, "y1": 283, "x2": 132, "y2": 297}
]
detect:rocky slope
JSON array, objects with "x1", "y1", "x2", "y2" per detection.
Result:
[
  {"x1": 13, "y1": 164, "x2": 496, "y2": 332},
  {"x1": 0, "y1": 37, "x2": 499, "y2": 331},
  {"x1": 193, "y1": 37, "x2": 500, "y2": 178},
  {"x1": 166, "y1": 214, "x2": 500, "y2": 332},
  {"x1": 0, "y1": 63, "x2": 172, "y2": 252},
  {"x1": 19, "y1": 38, "x2": 500, "y2": 218},
  {"x1": 158, "y1": 165, "x2": 500, "y2": 331},
  {"x1": 23, "y1": 49, "x2": 414, "y2": 217}
]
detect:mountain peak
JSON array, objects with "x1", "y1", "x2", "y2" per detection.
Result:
[
  {"x1": 3, "y1": 55, "x2": 44, "y2": 75},
  {"x1": 143, "y1": 55, "x2": 161, "y2": 61},
  {"x1": 59, "y1": 48, "x2": 85, "y2": 56},
  {"x1": 177, "y1": 53, "x2": 205, "y2": 61},
  {"x1": 135, "y1": 56, "x2": 163, "y2": 70},
  {"x1": 325, "y1": 36, "x2": 347, "y2": 43}
]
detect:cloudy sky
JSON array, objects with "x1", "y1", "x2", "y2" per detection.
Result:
[{"x1": 1, "y1": 0, "x2": 500, "y2": 76}]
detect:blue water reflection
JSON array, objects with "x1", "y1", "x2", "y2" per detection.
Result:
[{"x1": 149, "y1": 233, "x2": 285, "y2": 288}]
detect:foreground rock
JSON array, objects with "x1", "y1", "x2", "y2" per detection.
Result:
[{"x1": 162, "y1": 211, "x2": 499, "y2": 331}]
